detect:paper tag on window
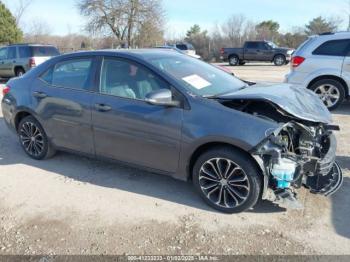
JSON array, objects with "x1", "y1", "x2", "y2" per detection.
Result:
[{"x1": 182, "y1": 74, "x2": 211, "y2": 89}]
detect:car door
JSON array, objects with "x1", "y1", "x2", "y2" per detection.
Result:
[
  {"x1": 91, "y1": 56, "x2": 183, "y2": 173},
  {"x1": 340, "y1": 40, "x2": 350, "y2": 85},
  {"x1": 3, "y1": 46, "x2": 17, "y2": 76},
  {"x1": 33, "y1": 56, "x2": 97, "y2": 154},
  {"x1": 244, "y1": 42, "x2": 260, "y2": 61},
  {"x1": 0, "y1": 47, "x2": 8, "y2": 77},
  {"x1": 259, "y1": 42, "x2": 274, "y2": 61}
]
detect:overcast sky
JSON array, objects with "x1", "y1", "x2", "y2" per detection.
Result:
[{"x1": 3, "y1": 0, "x2": 349, "y2": 37}]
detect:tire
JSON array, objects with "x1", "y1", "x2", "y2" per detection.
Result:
[
  {"x1": 18, "y1": 116, "x2": 56, "y2": 160},
  {"x1": 15, "y1": 68, "x2": 25, "y2": 77},
  {"x1": 228, "y1": 55, "x2": 239, "y2": 66},
  {"x1": 309, "y1": 79, "x2": 345, "y2": 110},
  {"x1": 192, "y1": 147, "x2": 262, "y2": 213},
  {"x1": 273, "y1": 55, "x2": 286, "y2": 66}
]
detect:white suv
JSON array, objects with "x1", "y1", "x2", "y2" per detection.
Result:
[{"x1": 285, "y1": 32, "x2": 350, "y2": 110}]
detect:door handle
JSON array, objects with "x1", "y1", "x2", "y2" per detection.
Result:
[
  {"x1": 33, "y1": 91, "x2": 47, "y2": 98},
  {"x1": 95, "y1": 103, "x2": 112, "y2": 112}
]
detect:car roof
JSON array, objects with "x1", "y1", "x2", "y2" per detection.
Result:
[{"x1": 59, "y1": 48, "x2": 181, "y2": 59}]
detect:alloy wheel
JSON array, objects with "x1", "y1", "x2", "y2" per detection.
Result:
[
  {"x1": 314, "y1": 84, "x2": 340, "y2": 108},
  {"x1": 229, "y1": 56, "x2": 238, "y2": 66},
  {"x1": 198, "y1": 158, "x2": 250, "y2": 208},
  {"x1": 19, "y1": 122, "x2": 45, "y2": 157},
  {"x1": 274, "y1": 56, "x2": 285, "y2": 66}
]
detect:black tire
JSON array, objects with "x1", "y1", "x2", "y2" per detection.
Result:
[
  {"x1": 309, "y1": 79, "x2": 345, "y2": 111},
  {"x1": 273, "y1": 55, "x2": 286, "y2": 66},
  {"x1": 228, "y1": 55, "x2": 239, "y2": 66},
  {"x1": 192, "y1": 147, "x2": 262, "y2": 213},
  {"x1": 18, "y1": 116, "x2": 56, "y2": 160},
  {"x1": 15, "y1": 68, "x2": 25, "y2": 77}
]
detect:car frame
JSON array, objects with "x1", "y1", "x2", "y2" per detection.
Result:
[{"x1": 1, "y1": 49, "x2": 343, "y2": 213}]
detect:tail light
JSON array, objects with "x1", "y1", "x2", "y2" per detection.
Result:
[
  {"x1": 220, "y1": 48, "x2": 225, "y2": 55},
  {"x1": 291, "y1": 56, "x2": 305, "y2": 68},
  {"x1": 2, "y1": 86, "x2": 10, "y2": 96},
  {"x1": 29, "y1": 57, "x2": 36, "y2": 68}
]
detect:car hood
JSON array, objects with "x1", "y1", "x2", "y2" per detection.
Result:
[{"x1": 217, "y1": 83, "x2": 332, "y2": 124}]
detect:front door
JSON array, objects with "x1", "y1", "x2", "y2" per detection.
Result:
[
  {"x1": 32, "y1": 57, "x2": 97, "y2": 154},
  {"x1": 92, "y1": 57, "x2": 183, "y2": 173}
]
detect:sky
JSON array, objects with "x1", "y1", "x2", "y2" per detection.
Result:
[{"x1": 3, "y1": 0, "x2": 349, "y2": 37}]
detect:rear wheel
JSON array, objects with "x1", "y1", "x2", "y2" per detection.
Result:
[
  {"x1": 309, "y1": 79, "x2": 345, "y2": 110},
  {"x1": 192, "y1": 147, "x2": 262, "y2": 213},
  {"x1": 273, "y1": 55, "x2": 286, "y2": 66},
  {"x1": 228, "y1": 55, "x2": 239, "y2": 66},
  {"x1": 15, "y1": 68, "x2": 25, "y2": 77},
  {"x1": 18, "y1": 116, "x2": 55, "y2": 160}
]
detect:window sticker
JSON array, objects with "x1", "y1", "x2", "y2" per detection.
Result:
[{"x1": 182, "y1": 74, "x2": 211, "y2": 89}]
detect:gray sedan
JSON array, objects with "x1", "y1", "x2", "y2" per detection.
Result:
[{"x1": 1, "y1": 49, "x2": 342, "y2": 213}]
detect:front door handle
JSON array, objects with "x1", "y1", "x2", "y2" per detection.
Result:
[
  {"x1": 95, "y1": 103, "x2": 112, "y2": 112},
  {"x1": 33, "y1": 91, "x2": 47, "y2": 98}
]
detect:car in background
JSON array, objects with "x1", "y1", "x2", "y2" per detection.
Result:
[
  {"x1": 0, "y1": 44, "x2": 60, "y2": 78},
  {"x1": 285, "y1": 32, "x2": 350, "y2": 110},
  {"x1": 220, "y1": 41, "x2": 294, "y2": 66},
  {"x1": 155, "y1": 44, "x2": 201, "y2": 59},
  {"x1": 1, "y1": 49, "x2": 342, "y2": 213}
]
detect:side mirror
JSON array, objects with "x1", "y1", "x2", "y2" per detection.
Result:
[{"x1": 145, "y1": 89, "x2": 180, "y2": 107}]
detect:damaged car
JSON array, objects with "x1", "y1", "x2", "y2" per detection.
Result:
[{"x1": 1, "y1": 49, "x2": 343, "y2": 213}]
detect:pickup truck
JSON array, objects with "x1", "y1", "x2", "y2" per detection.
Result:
[{"x1": 220, "y1": 41, "x2": 294, "y2": 66}]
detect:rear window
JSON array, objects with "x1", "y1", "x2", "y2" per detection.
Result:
[
  {"x1": 312, "y1": 39, "x2": 350, "y2": 56},
  {"x1": 245, "y1": 42, "x2": 259, "y2": 49},
  {"x1": 176, "y1": 44, "x2": 188, "y2": 51},
  {"x1": 18, "y1": 46, "x2": 32, "y2": 58},
  {"x1": 31, "y1": 46, "x2": 60, "y2": 57}
]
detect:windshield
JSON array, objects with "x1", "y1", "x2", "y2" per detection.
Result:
[
  {"x1": 147, "y1": 54, "x2": 247, "y2": 97},
  {"x1": 267, "y1": 42, "x2": 278, "y2": 48}
]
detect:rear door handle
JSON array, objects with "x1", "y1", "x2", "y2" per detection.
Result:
[
  {"x1": 33, "y1": 91, "x2": 47, "y2": 98},
  {"x1": 95, "y1": 103, "x2": 112, "y2": 112}
]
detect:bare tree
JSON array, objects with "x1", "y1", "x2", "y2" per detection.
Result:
[
  {"x1": 12, "y1": 0, "x2": 33, "y2": 26},
  {"x1": 77, "y1": 0, "x2": 165, "y2": 47}
]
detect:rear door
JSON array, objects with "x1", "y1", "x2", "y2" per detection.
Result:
[
  {"x1": 340, "y1": 40, "x2": 350, "y2": 88},
  {"x1": 33, "y1": 56, "x2": 97, "y2": 154},
  {"x1": 91, "y1": 56, "x2": 183, "y2": 172},
  {"x1": 0, "y1": 47, "x2": 8, "y2": 77},
  {"x1": 244, "y1": 42, "x2": 260, "y2": 60}
]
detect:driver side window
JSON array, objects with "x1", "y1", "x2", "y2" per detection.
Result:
[{"x1": 100, "y1": 57, "x2": 170, "y2": 100}]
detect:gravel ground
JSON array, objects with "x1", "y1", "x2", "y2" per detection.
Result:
[{"x1": 0, "y1": 66, "x2": 349, "y2": 255}]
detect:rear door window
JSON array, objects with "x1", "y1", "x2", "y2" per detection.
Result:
[
  {"x1": 41, "y1": 58, "x2": 93, "y2": 90},
  {"x1": 313, "y1": 39, "x2": 350, "y2": 56},
  {"x1": 7, "y1": 47, "x2": 17, "y2": 59},
  {"x1": 245, "y1": 42, "x2": 259, "y2": 49},
  {"x1": 176, "y1": 44, "x2": 188, "y2": 51},
  {"x1": 18, "y1": 46, "x2": 32, "y2": 58},
  {"x1": 32, "y1": 46, "x2": 60, "y2": 57}
]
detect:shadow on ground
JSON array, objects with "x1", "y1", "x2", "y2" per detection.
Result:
[
  {"x1": 333, "y1": 101, "x2": 350, "y2": 116},
  {"x1": 0, "y1": 117, "x2": 284, "y2": 214}
]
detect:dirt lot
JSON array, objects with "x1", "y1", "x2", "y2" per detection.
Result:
[{"x1": 0, "y1": 65, "x2": 349, "y2": 255}]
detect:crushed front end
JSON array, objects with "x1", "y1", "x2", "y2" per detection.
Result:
[{"x1": 253, "y1": 121, "x2": 343, "y2": 207}]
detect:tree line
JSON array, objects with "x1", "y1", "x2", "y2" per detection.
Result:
[{"x1": 0, "y1": 0, "x2": 346, "y2": 61}]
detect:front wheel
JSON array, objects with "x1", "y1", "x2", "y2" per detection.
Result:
[
  {"x1": 18, "y1": 116, "x2": 56, "y2": 160},
  {"x1": 15, "y1": 68, "x2": 25, "y2": 77},
  {"x1": 192, "y1": 147, "x2": 262, "y2": 213},
  {"x1": 273, "y1": 55, "x2": 286, "y2": 66}
]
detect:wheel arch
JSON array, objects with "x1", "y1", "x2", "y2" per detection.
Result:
[
  {"x1": 307, "y1": 75, "x2": 349, "y2": 97},
  {"x1": 187, "y1": 142, "x2": 265, "y2": 182},
  {"x1": 14, "y1": 66, "x2": 25, "y2": 75},
  {"x1": 14, "y1": 109, "x2": 39, "y2": 131}
]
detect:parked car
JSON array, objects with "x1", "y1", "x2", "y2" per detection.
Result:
[
  {"x1": 172, "y1": 43, "x2": 201, "y2": 59},
  {"x1": 285, "y1": 32, "x2": 350, "y2": 110},
  {"x1": 0, "y1": 44, "x2": 60, "y2": 78},
  {"x1": 220, "y1": 41, "x2": 294, "y2": 66},
  {"x1": 1, "y1": 49, "x2": 342, "y2": 213}
]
